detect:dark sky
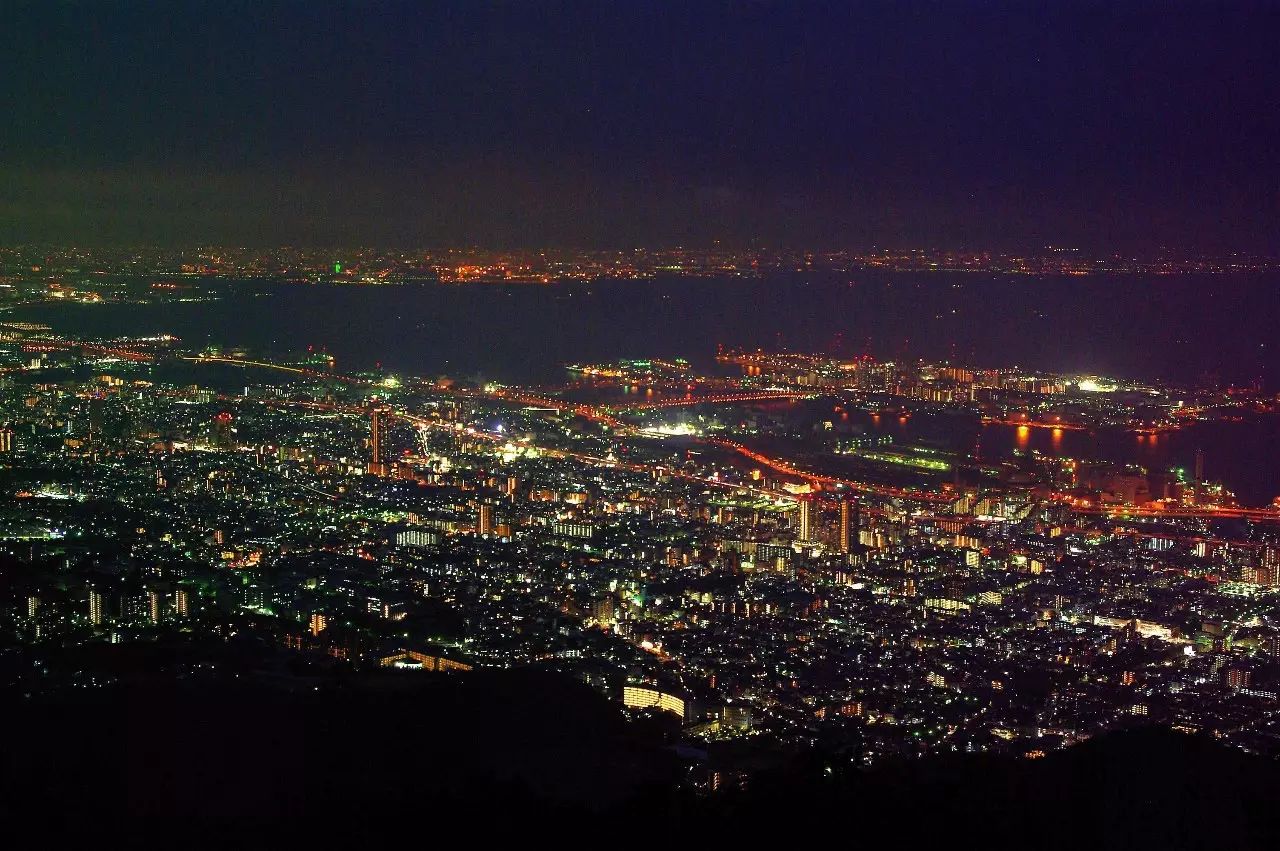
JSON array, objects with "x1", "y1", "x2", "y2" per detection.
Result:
[{"x1": 2, "y1": 1, "x2": 1277, "y2": 250}]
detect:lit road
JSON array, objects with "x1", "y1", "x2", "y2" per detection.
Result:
[{"x1": 707, "y1": 438, "x2": 952, "y2": 503}]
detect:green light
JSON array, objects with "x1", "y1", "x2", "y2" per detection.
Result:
[{"x1": 334, "y1": 261, "x2": 342, "y2": 273}]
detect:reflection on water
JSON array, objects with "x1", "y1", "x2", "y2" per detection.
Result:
[
  {"x1": 1001, "y1": 420, "x2": 1273, "y2": 507},
  {"x1": 857, "y1": 408, "x2": 1280, "y2": 506}
]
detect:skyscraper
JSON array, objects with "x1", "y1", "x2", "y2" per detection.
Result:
[
  {"x1": 798, "y1": 497, "x2": 814, "y2": 543},
  {"x1": 369, "y1": 409, "x2": 387, "y2": 476},
  {"x1": 87, "y1": 397, "x2": 104, "y2": 446},
  {"x1": 839, "y1": 498, "x2": 858, "y2": 554}
]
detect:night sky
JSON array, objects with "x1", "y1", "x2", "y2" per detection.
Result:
[{"x1": 2, "y1": 1, "x2": 1277, "y2": 249}]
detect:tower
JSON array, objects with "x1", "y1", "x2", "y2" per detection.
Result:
[{"x1": 478, "y1": 503, "x2": 494, "y2": 536}]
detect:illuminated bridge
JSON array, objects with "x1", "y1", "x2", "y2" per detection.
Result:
[
  {"x1": 606, "y1": 390, "x2": 816, "y2": 412},
  {"x1": 183, "y1": 354, "x2": 372, "y2": 384},
  {"x1": 23, "y1": 340, "x2": 155, "y2": 362},
  {"x1": 1069, "y1": 503, "x2": 1280, "y2": 523}
]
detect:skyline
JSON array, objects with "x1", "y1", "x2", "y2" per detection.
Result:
[{"x1": 3, "y1": 2, "x2": 1278, "y2": 250}]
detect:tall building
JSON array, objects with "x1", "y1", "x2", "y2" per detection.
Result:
[
  {"x1": 211, "y1": 411, "x2": 235, "y2": 448},
  {"x1": 591, "y1": 596, "x2": 616, "y2": 629},
  {"x1": 0, "y1": 427, "x2": 12, "y2": 453},
  {"x1": 477, "y1": 503, "x2": 494, "y2": 536},
  {"x1": 121, "y1": 591, "x2": 149, "y2": 623},
  {"x1": 88, "y1": 588, "x2": 107, "y2": 626},
  {"x1": 839, "y1": 498, "x2": 858, "y2": 554},
  {"x1": 369, "y1": 409, "x2": 388, "y2": 476},
  {"x1": 87, "y1": 397, "x2": 104, "y2": 446},
  {"x1": 148, "y1": 588, "x2": 166, "y2": 624},
  {"x1": 798, "y1": 497, "x2": 814, "y2": 543}
]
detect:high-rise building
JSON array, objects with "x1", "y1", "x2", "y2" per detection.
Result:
[
  {"x1": 477, "y1": 503, "x2": 494, "y2": 536},
  {"x1": 121, "y1": 591, "x2": 149, "y2": 623},
  {"x1": 839, "y1": 498, "x2": 858, "y2": 553},
  {"x1": 211, "y1": 411, "x2": 235, "y2": 448},
  {"x1": 148, "y1": 589, "x2": 166, "y2": 624},
  {"x1": 174, "y1": 587, "x2": 190, "y2": 617},
  {"x1": 591, "y1": 596, "x2": 616, "y2": 629},
  {"x1": 88, "y1": 588, "x2": 107, "y2": 626},
  {"x1": 369, "y1": 409, "x2": 388, "y2": 476},
  {"x1": 0, "y1": 428, "x2": 12, "y2": 453},
  {"x1": 87, "y1": 397, "x2": 104, "y2": 446},
  {"x1": 798, "y1": 497, "x2": 814, "y2": 543}
]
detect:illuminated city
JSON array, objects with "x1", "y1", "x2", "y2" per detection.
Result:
[{"x1": 4, "y1": 2, "x2": 1280, "y2": 844}]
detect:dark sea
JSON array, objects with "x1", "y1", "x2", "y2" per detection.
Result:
[{"x1": 11, "y1": 269, "x2": 1280, "y2": 504}]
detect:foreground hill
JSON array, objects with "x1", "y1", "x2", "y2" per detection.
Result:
[{"x1": 3, "y1": 669, "x2": 1277, "y2": 848}]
